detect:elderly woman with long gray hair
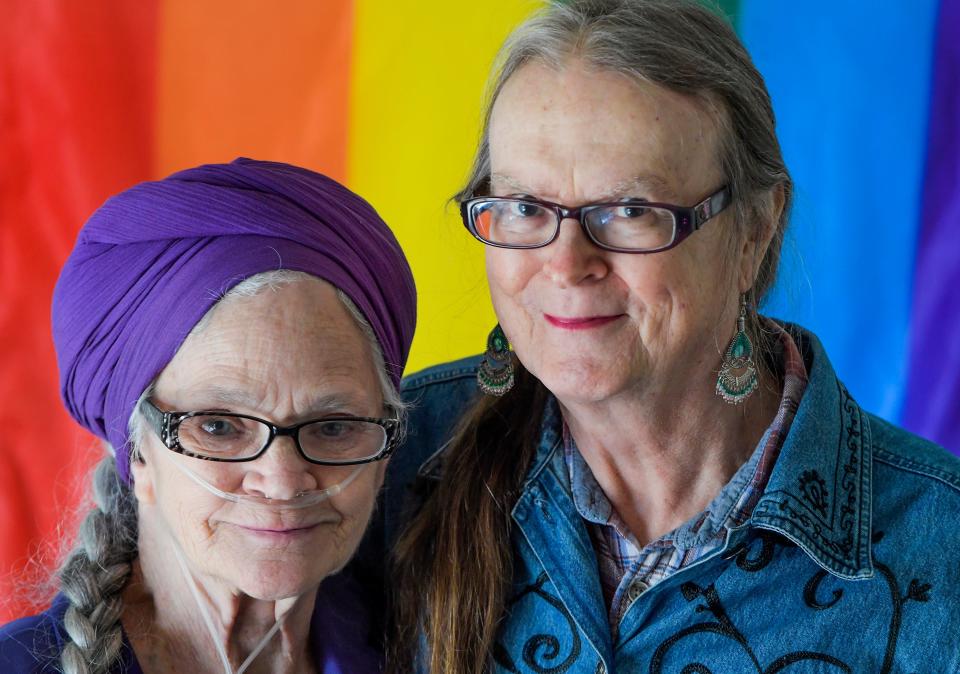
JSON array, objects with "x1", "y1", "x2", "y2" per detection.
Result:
[
  {"x1": 381, "y1": 1, "x2": 960, "y2": 672},
  {"x1": 0, "y1": 159, "x2": 416, "y2": 673}
]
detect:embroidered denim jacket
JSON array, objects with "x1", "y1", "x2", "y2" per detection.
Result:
[{"x1": 380, "y1": 325, "x2": 960, "y2": 673}]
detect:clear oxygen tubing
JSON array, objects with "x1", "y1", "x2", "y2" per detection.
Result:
[
  {"x1": 171, "y1": 540, "x2": 287, "y2": 674},
  {"x1": 159, "y1": 450, "x2": 369, "y2": 673},
  {"x1": 164, "y1": 448, "x2": 366, "y2": 509}
]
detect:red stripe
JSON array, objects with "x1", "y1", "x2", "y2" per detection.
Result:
[{"x1": 0, "y1": 0, "x2": 160, "y2": 623}]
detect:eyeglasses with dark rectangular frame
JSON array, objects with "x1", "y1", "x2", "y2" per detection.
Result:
[
  {"x1": 460, "y1": 185, "x2": 731, "y2": 254},
  {"x1": 138, "y1": 398, "x2": 400, "y2": 466}
]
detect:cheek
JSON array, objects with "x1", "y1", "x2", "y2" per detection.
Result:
[
  {"x1": 618, "y1": 254, "x2": 733, "y2": 345},
  {"x1": 620, "y1": 265, "x2": 670, "y2": 305},
  {"x1": 486, "y1": 249, "x2": 538, "y2": 299},
  {"x1": 147, "y1": 464, "x2": 225, "y2": 548},
  {"x1": 320, "y1": 496, "x2": 378, "y2": 567},
  {"x1": 163, "y1": 489, "x2": 223, "y2": 551},
  {"x1": 342, "y1": 480, "x2": 379, "y2": 523},
  {"x1": 371, "y1": 460, "x2": 388, "y2": 490},
  {"x1": 618, "y1": 250, "x2": 713, "y2": 307},
  {"x1": 486, "y1": 250, "x2": 544, "y2": 332},
  {"x1": 334, "y1": 469, "x2": 382, "y2": 528}
]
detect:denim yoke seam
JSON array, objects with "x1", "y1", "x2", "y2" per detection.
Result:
[{"x1": 872, "y1": 446, "x2": 960, "y2": 491}]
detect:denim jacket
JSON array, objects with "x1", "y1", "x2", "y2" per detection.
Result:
[{"x1": 380, "y1": 325, "x2": 960, "y2": 673}]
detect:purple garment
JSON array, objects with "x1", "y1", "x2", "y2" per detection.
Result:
[
  {"x1": 0, "y1": 573, "x2": 382, "y2": 672},
  {"x1": 52, "y1": 158, "x2": 417, "y2": 482},
  {"x1": 904, "y1": 0, "x2": 960, "y2": 454},
  {"x1": 311, "y1": 572, "x2": 383, "y2": 673}
]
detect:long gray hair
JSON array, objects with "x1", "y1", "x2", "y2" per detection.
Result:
[
  {"x1": 393, "y1": 3, "x2": 792, "y2": 673},
  {"x1": 56, "y1": 270, "x2": 403, "y2": 673}
]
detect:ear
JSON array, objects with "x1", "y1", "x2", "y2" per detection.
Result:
[
  {"x1": 738, "y1": 182, "x2": 785, "y2": 293},
  {"x1": 130, "y1": 449, "x2": 157, "y2": 505}
]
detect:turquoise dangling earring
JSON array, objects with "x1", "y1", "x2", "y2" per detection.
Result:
[
  {"x1": 477, "y1": 324, "x2": 515, "y2": 396},
  {"x1": 716, "y1": 297, "x2": 758, "y2": 404}
]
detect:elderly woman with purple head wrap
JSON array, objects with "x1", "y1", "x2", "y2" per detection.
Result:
[{"x1": 0, "y1": 158, "x2": 416, "y2": 674}]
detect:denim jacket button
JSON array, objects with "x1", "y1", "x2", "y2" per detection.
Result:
[{"x1": 595, "y1": 661, "x2": 606, "y2": 674}]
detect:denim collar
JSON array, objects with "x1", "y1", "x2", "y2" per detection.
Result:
[
  {"x1": 749, "y1": 324, "x2": 873, "y2": 579},
  {"x1": 524, "y1": 394, "x2": 564, "y2": 483},
  {"x1": 520, "y1": 323, "x2": 874, "y2": 581}
]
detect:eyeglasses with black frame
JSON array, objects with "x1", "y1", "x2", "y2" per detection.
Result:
[
  {"x1": 138, "y1": 398, "x2": 400, "y2": 466},
  {"x1": 460, "y1": 185, "x2": 731, "y2": 254}
]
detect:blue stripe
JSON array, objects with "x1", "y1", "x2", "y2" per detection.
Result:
[{"x1": 739, "y1": 0, "x2": 939, "y2": 420}]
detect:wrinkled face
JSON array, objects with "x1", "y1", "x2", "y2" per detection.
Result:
[
  {"x1": 486, "y1": 60, "x2": 747, "y2": 406},
  {"x1": 131, "y1": 279, "x2": 387, "y2": 600}
]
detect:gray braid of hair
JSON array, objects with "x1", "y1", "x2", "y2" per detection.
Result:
[{"x1": 58, "y1": 455, "x2": 139, "y2": 674}]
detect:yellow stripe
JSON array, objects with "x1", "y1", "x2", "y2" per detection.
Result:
[{"x1": 348, "y1": 0, "x2": 542, "y2": 374}]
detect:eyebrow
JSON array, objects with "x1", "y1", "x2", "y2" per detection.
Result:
[
  {"x1": 489, "y1": 173, "x2": 533, "y2": 194},
  {"x1": 489, "y1": 173, "x2": 676, "y2": 203},
  {"x1": 602, "y1": 175, "x2": 676, "y2": 202},
  {"x1": 187, "y1": 387, "x2": 364, "y2": 415}
]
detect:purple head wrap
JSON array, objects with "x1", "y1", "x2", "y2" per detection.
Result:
[{"x1": 52, "y1": 158, "x2": 417, "y2": 484}]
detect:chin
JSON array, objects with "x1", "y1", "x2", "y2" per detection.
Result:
[
  {"x1": 548, "y1": 381, "x2": 624, "y2": 406},
  {"x1": 533, "y1": 359, "x2": 629, "y2": 404},
  {"x1": 235, "y1": 557, "x2": 343, "y2": 601},
  {"x1": 236, "y1": 570, "x2": 329, "y2": 601}
]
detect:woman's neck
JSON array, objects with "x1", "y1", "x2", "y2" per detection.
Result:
[
  {"x1": 558, "y1": 361, "x2": 781, "y2": 546},
  {"x1": 122, "y1": 523, "x2": 318, "y2": 674}
]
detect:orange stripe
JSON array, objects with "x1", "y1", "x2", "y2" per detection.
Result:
[{"x1": 154, "y1": 0, "x2": 353, "y2": 182}]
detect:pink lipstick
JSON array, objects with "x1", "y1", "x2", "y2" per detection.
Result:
[{"x1": 544, "y1": 314, "x2": 623, "y2": 330}]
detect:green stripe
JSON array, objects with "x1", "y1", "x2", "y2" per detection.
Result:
[
  {"x1": 555, "y1": 0, "x2": 741, "y2": 30},
  {"x1": 704, "y1": 0, "x2": 741, "y2": 28}
]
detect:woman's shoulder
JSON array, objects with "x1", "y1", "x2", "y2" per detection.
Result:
[
  {"x1": 359, "y1": 356, "x2": 486, "y2": 562},
  {"x1": 398, "y1": 355, "x2": 484, "y2": 471},
  {"x1": 0, "y1": 595, "x2": 68, "y2": 673},
  {"x1": 868, "y1": 411, "x2": 960, "y2": 498},
  {"x1": 788, "y1": 320, "x2": 960, "y2": 500},
  {"x1": 397, "y1": 355, "x2": 484, "y2": 482},
  {"x1": 401, "y1": 354, "x2": 483, "y2": 395}
]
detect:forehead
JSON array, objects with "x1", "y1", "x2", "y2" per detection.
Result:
[
  {"x1": 488, "y1": 60, "x2": 723, "y2": 203},
  {"x1": 156, "y1": 279, "x2": 379, "y2": 412}
]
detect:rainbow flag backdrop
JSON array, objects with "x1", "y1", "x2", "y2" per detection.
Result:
[{"x1": 1, "y1": 0, "x2": 957, "y2": 623}]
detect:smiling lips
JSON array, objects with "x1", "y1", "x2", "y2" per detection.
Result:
[
  {"x1": 544, "y1": 313, "x2": 624, "y2": 330},
  {"x1": 235, "y1": 522, "x2": 325, "y2": 540}
]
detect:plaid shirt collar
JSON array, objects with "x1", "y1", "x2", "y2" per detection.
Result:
[{"x1": 561, "y1": 320, "x2": 809, "y2": 612}]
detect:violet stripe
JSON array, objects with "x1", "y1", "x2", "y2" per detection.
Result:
[{"x1": 903, "y1": 0, "x2": 960, "y2": 455}]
